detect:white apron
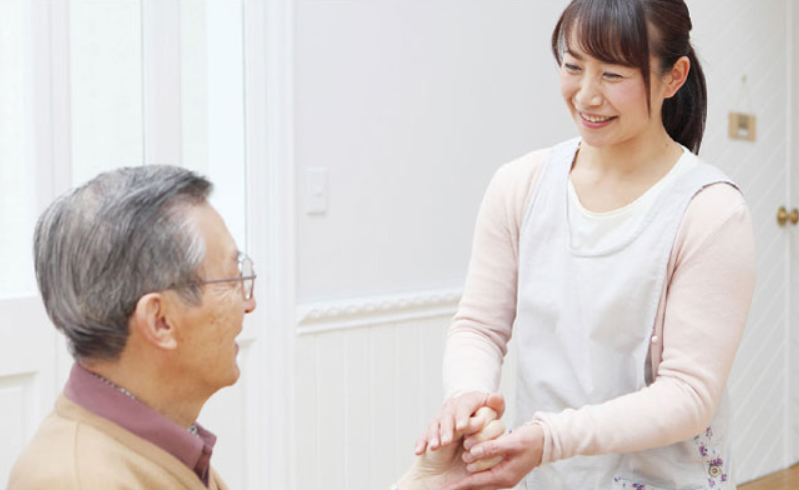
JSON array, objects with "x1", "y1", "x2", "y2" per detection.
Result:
[{"x1": 515, "y1": 138, "x2": 736, "y2": 490}]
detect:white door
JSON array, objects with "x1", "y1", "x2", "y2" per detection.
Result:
[
  {"x1": 0, "y1": 1, "x2": 69, "y2": 484},
  {"x1": 0, "y1": 1, "x2": 268, "y2": 488}
]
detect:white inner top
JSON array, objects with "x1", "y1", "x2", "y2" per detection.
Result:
[{"x1": 567, "y1": 148, "x2": 697, "y2": 251}]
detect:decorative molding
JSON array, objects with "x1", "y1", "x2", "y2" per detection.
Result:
[
  {"x1": 253, "y1": 1, "x2": 296, "y2": 490},
  {"x1": 296, "y1": 288, "x2": 463, "y2": 335}
]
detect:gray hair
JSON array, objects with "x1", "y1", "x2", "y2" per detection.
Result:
[{"x1": 34, "y1": 165, "x2": 213, "y2": 361}]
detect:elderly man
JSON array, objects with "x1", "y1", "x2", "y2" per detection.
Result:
[
  {"x1": 9, "y1": 165, "x2": 254, "y2": 489},
  {"x1": 7, "y1": 165, "x2": 504, "y2": 490}
]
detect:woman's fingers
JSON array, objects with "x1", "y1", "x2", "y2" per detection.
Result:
[
  {"x1": 414, "y1": 391, "x2": 507, "y2": 455},
  {"x1": 463, "y1": 418, "x2": 505, "y2": 451},
  {"x1": 454, "y1": 392, "x2": 487, "y2": 431},
  {"x1": 463, "y1": 407, "x2": 498, "y2": 437},
  {"x1": 484, "y1": 392, "x2": 506, "y2": 418},
  {"x1": 466, "y1": 407, "x2": 497, "y2": 436},
  {"x1": 447, "y1": 423, "x2": 544, "y2": 490},
  {"x1": 466, "y1": 455, "x2": 504, "y2": 473},
  {"x1": 435, "y1": 392, "x2": 492, "y2": 451},
  {"x1": 413, "y1": 433, "x2": 428, "y2": 455},
  {"x1": 439, "y1": 410, "x2": 456, "y2": 446},
  {"x1": 464, "y1": 436, "x2": 510, "y2": 463},
  {"x1": 416, "y1": 418, "x2": 440, "y2": 454},
  {"x1": 462, "y1": 416, "x2": 507, "y2": 473}
]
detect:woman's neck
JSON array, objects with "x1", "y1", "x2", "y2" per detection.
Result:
[
  {"x1": 570, "y1": 126, "x2": 685, "y2": 213},
  {"x1": 577, "y1": 126, "x2": 680, "y2": 178}
]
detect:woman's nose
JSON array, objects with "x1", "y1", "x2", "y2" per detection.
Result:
[{"x1": 574, "y1": 78, "x2": 603, "y2": 107}]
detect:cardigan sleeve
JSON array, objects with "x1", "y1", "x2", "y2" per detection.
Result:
[
  {"x1": 442, "y1": 149, "x2": 547, "y2": 398},
  {"x1": 532, "y1": 183, "x2": 756, "y2": 463}
]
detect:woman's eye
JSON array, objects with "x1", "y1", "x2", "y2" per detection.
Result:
[
  {"x1": 564, "y1": 63, "x2": 581, "y2": 72},
  {"x1": 603, "y1": 72, "x2": 623, "y2": 80}
]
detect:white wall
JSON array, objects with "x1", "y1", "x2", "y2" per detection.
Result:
[
  {"x1": 290, "y1": 0, "x2": 798, "y2": 488},
  {"x1": 294, "y1": 0, "x2": 572, "y2": 302}
]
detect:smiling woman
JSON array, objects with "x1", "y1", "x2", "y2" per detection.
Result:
[
  {"x1": 416, "y1": 1, "x2": 757, "y2": 489},
  {"x1": 552, "y1": 0, "x2": 706, "y2": 154}
]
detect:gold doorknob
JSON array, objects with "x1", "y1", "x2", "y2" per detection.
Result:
[{"x1": 777, "y1": 206, "x2": 799, "y2": 225}]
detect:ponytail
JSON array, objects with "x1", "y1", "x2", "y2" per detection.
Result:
[{"x1": 661, "y1": 47, "x2": 706, "y2": 154}]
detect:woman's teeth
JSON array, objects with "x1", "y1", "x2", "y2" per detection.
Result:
[{"x1": 581, "y1": 113, "x2": 614, "y2": 123}]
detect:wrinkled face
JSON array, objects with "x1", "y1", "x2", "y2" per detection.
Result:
[
  {"x1": 559, "y1": 40, "x2": 668, "y2": 149},
  {"x1": 171, "y1": 203, "x2": 256, "y2": 396}
]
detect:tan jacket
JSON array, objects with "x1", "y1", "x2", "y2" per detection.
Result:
[{"x1": 7, "y1": 395, "x2": 229, "y2": 490}]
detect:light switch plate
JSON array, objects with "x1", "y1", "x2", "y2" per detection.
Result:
[{"x1": 305, "y1": 168, "x2": 328, "y2": 215}]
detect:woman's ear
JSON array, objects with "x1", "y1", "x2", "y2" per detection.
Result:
[
  {"x1": 663, "y1": 55, "x2": 691, "y2": 99},
  {"x1": 129, "y1": 292, "x2": 178, "y2": 350}
]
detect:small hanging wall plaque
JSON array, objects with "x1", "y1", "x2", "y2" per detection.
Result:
[{"x1": 728, "y1": 112, "x2": 756, "y2": 141}]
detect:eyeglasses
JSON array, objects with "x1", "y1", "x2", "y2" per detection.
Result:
[{"x1": 198, "y1": 252, "x2": 256, "y2": 300}]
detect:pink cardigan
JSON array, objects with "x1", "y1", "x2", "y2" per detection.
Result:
[{"x1": 443, "y1": 147, "x2": 756, "y2": 464}]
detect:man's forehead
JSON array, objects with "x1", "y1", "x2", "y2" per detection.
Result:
[{"x1": 190, "y1": 204, "x2": 238, "y2": 260}]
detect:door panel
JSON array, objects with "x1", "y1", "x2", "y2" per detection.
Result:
[
  {"x1": 0, "y1": 1, "x2": 263, "y2": 487},
  {"x1": 0, "y1": 2, "x2": 60, "y2": 484}
]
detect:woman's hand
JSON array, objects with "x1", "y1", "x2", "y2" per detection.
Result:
[
  {"x1": 443, "y1": 422, "x2": 545, "y2": 490},
  {"x1": 398, "y1": 406, "x2": 506, "y2": 490},
  {"x1": 415, "y1": 392, "x2": 506, "y2": 454}
]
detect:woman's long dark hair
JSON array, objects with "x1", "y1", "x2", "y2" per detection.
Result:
[{"x1": 551, "y1": 0, "x2": 707, "y2": 154}]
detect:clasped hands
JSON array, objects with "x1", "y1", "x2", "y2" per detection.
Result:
[{"x1": 401, "y1": 391, "x2": 545, "y2": 490}]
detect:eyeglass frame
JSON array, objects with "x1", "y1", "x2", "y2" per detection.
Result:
[{"x1": 196, "y1": 252, "x2": 257, "y2": 300}]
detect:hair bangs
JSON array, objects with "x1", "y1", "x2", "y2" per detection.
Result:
[{"x1": 553, "y1": 0, "x2": 649, "y2": 69}]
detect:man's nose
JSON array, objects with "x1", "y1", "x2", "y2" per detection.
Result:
[{"x1": 244, "y1": 295, "x2": 257, "y2": 313}]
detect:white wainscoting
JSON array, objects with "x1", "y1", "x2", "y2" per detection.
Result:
[
  {"x1": 0, "y1": 374, "x2": 37, "y2": 485},
  {"x1": 295, "y1": 289, "x2": 456, "y2": 490},
  {"x1": 294, "y1": 288, "x2": 517, "y2": 490}
]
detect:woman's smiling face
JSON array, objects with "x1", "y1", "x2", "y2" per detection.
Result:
[{"x1": 559, "y1": 40, "x2": 669, "y2": 149}]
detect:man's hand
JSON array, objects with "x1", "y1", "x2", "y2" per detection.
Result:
[
  {"x1": 415, "y1": 392, "x2": 506, "y2": 454},
  {"x1": 443, "y1": 422, "x2": 545, "y2": 490},
  {"x1": 398, "y1": 406, "x2": 506, "y2": 490}
]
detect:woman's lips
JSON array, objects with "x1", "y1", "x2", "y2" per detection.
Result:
[{"x1": 578, "y1": 111, "x2": 617, "y2": 129}]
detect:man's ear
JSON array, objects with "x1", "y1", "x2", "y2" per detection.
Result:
[
  {"x1": 663, "y1": 55, "x2": 690, "y2": 99},
  {"x1": 130, "y1": 292, "x2": 178, "y2": 350}
]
